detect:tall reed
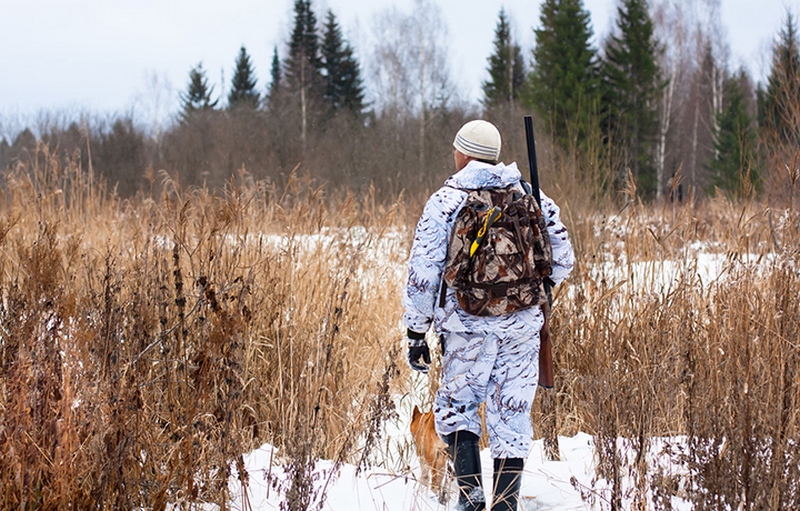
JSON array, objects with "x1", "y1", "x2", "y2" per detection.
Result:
[
  {"x1": 4, "y1": 144, "x2": 800, "y2": 510},
  {"x1": 0, "y1": 149, "x2": 407, "y2": 509},
  {"x1": 545, "y1": 190, "x2": 800, "y2": 509}
]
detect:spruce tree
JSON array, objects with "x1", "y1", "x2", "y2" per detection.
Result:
[
  {"x1": 285, "y1": 0, "x2": 323, "y2": 93},
  {"x1": 284, "y1": 0, "x2": 323, "y2": 150},
  {"x1": 321, "y1": 10, "x2": 365, "y2": 117},
  {"x1": 228, "y1": 46, "x2": 260, "y2": 110},
  {"x1": 528, "y1": 0, "x2": 600, "y2": 147},
  {"x1": 759, "y1": 12, "x2": 800, "y2": 147},
  {"x1": 268, "y1": 46, "x2": 282, "y2": 102},
  {"x1": 601, "y1": 0, "x2": 662, "y2": 194},
  {"x1": 0, "y1": 136, "x2": 10, "y2": 172},
  {"x1": 482, "y1": 9, "x2": 525, "y2": 110},
  {"x1": 179, "y1": 62, "x2": 218, "y2": 120},
  {"x1": 708, "y1": 69, "x2": 758, "y2": 195}
]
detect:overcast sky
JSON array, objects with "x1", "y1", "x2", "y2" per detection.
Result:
[{"x1": 0, "y1": 0, "x2": 794, "y2": 135}]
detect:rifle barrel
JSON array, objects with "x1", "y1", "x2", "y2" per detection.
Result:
[
  {"x1": 524, "y1": 116, "x2": 542, "y2": 207},
  {"x1": 524, "y1": 115, "x2": 552, "y2": 305}
]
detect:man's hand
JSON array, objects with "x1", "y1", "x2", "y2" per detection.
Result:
[{"x1": 407, "y1": 330, "x2": 431, "y2": 373}]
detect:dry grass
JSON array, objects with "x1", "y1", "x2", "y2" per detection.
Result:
[
  {"x1": 543, "y1": 189, "x2": 800, "y2": 509},
  {"x1": 0, "y1": 147, "x2": 407, "y2": 510},
  {"x1": 2, "y1": 145, "x2": 800, "y2": 510}
]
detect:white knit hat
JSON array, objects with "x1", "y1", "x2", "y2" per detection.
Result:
[{"x1": 453, "y1": 120, "x2": 502, "y2": 162}]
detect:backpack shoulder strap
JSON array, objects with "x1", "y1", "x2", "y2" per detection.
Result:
[{"x1": 438, "y1": 185, "x2": 469, "y2": 310}]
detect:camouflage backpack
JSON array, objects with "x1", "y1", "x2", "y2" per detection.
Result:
[{"x1": 443, "y1": 184, "x2": 552, "y2": 316}]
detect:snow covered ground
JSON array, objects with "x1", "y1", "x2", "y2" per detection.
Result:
[
  {"x1": 228, "y1": 382, "x2": 620, "y2": 511},
  {"x1": 231, "y1": 432, "x2": 597, "y2": 511},
  {"x1": 222, "y1": 230, "x2": 768, "y2": 510}
]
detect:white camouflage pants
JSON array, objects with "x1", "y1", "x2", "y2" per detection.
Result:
[{"x1": 434, "y1": 330, "x2": 540, "y2": 459}]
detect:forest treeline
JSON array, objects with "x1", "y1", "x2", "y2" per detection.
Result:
[{"x1": 1, "y1": 0, "x2": 798, "y2": 205}]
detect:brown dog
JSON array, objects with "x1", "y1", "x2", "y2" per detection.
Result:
[{"x1": 410, "y1": 405, "x2": 450, "y2": 503}]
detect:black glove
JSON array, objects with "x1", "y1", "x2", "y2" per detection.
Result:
[{"x1": 406, "y1": 329, "x2": 431, "y2": 373}]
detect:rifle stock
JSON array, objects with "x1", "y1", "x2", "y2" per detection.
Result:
[{"x1": 524, "y1": 115, "x2": 555, "y2": 389}]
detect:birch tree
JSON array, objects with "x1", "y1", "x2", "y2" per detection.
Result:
[
  {"x1": 284, "y1": 0, "x2": 323, "y2": 154},
  {"x1": 652, "y1": 0, "x2": 688, "y2": 200},
  {"x1": 652, "y1": 0, "x2": 728, "y2": 201},
  {"x1": 371, "y1": 0, "x2": 454, "y2": 170}
]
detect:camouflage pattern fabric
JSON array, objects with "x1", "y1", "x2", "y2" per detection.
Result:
[
  {"x1": 402, "y1": 159, "x2": 574, "y2": 459},
  {"x1": 434, "y1": 329, "x2": 540, "y2": 459},
  {"x1": 401, "y1": 159, "x2": 573, "y2": 337},
  {"x1": 444, "y1": 186, "x2": 552, "y2": 316}
]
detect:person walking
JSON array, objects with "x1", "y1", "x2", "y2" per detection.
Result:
[{"x1": 403, "y1": 119, "x2": 574, "y2": 511}]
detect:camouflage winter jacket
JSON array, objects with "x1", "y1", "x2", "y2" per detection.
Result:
[{"x1": 402, "y1": 160, "x2": 574, "y2": 337}]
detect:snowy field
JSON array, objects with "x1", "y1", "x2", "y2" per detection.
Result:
[
  {"x1": 226, "y1": 352, "x2": 700, "y2": 511},
  {"x1": 224, "y1": 230, "x2": 773, "y2": 511},
  {"x1": 230, "y1": 430, "x2": 597, "y2": 511}
]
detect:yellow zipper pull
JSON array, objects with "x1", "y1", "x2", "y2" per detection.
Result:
[{"x1": 469, "y1": 207, "x2": 502, "y2": 257}]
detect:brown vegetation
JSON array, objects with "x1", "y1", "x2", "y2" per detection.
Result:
[
  {"x1": 0, "y1": 107, "x2": 477, "y2": 205},
  {"x1": 0, "y1": 148, "x2": 406, "y2": 509},
  {"x1": 540, "y1": 189, "x2": 800, "y2": 509},
  {"x1": 1, "y1": 134, "x2": 800, "y2": 510}
]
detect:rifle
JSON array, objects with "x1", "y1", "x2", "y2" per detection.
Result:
[{"x1": 524, "y1": 115, "x2": 555, "y2": 389}]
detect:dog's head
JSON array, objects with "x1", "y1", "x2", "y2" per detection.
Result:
[
  {"x1": 410, "y1": 405, "x2": 437, "y2": 442},
  {"x1": 410, "y1": 405, "x2": 424, "y2": 438}
]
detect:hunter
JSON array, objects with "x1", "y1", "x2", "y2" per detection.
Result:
[{"x1": 402, "y1": 119, "x2": 574, "y2": 511}]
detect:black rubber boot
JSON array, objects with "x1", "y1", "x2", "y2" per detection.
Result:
[
  {"x1": 445, "y1": 431, "x2": 486, "y2": 511},
  {"x1": 491, "y1": 458, "x2": 524, "y2": 511}
]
